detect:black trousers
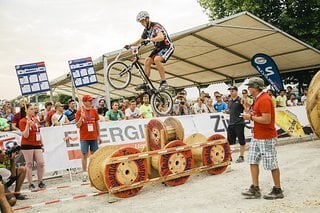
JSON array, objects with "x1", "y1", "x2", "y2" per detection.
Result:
[{"x1": 227, "y1": 124, "x2": 245, "y2": 145}]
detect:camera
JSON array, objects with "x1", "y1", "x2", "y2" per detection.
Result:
[
  {"x1": 3, "y1": 141, "x2": 21, "y2": 158},
  {"x1": 180, "y1": 101, "x2": 185, "y2": 105}
]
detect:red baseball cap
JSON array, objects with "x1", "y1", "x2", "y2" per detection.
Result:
[{"x1": 82, "y1": 95, "x2": 93, "y2": 102}]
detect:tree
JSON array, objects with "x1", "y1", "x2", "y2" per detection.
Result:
[
  {"x1": 197, "y1": 0, "x2": 320, "y2": 93},
  {"x1": 197, "y1": 0, "x2": 320, "y2": 49}
]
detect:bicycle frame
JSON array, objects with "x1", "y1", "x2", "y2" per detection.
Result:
[{"x1": 116, "y1": 45, "x2": 157, "y2": 92}]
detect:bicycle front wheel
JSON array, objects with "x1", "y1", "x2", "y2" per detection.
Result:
[
  {"x1": 150, "y1": 91, "x2": 173, "y2": 116},
  {"x1": 107, "y1": 61, "x2": 132, "y2": 89}
]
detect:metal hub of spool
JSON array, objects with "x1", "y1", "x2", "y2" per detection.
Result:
[
  {"x1": 157, "y1": 140, "x2": 194, "y2": 186},
  {"x1": 202, "y1": 134, "x2": 231, "y2": 175},
  {"x1": 146, "y1": 118, "x2": 184, "y2": 151},
  {"x1": 104, "y1": 147, "x2": 148, "y2": 198}
]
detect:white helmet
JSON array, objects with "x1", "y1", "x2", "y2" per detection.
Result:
[{"x1": 136, "y1": 11, "x2": 150, "y2": 22}]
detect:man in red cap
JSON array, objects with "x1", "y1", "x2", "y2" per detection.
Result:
[{"x1": 75, "y1": 95, "x2": 102, "y2": 182}]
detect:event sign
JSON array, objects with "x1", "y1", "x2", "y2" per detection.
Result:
[
  {"x1": 15, "y1": 62, "x2": 50, "y2": 95},
  {"x1": 68, "y1": 57, "x2": 97, "y2": 88},
  {"x1": 251, "y1": 53, "x2": 284, "y2": 93}
]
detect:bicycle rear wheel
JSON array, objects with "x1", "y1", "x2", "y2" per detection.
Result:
[
  {"x1": 150, "y1": 91, "x2": 173, "y2": 116},
  {"x1": 107, "y1": 61, "x2": 132, "y2": 89}
]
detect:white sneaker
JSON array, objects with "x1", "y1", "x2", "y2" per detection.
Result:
[{"x1": 82, "y1": 172, "x2": 88, "y2": 182}]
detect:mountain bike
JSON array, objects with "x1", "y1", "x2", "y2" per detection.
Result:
[{"x1": 106, "y1": 45, "x2": 173, "y2": 116}]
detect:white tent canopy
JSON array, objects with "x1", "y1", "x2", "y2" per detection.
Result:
[{"x1": 50, "y1": 11, "x2": 320, "y2": 100}]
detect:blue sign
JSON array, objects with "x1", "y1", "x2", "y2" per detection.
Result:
[
  {"x1": 251, "y1": 53, "x2": 284, "y2": 93},
  {"x1": 15, "y1": 62, "x2": 51, "y2": 96},
  {"x1": 68, "y1": 57, "x2": 97, "y2": 88}
]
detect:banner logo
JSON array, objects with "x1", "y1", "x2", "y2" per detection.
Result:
[{"x1": 251, "y1": 53, "x2": 284, "y2": 93}]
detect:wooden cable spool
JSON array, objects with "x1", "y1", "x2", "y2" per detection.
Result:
[
  {"x1": 204, "y1": 134, "x2": 231, "y2": 175},
  {"x1": 88, "y1": 146, "x2": 148, "y2": 198},
  {"x1": 184, "y1": 133, "x2": 231, "y2": 175},
  {"x1": 146, "y1": 117, "x2": 184, "y2": 151},
  {"x1": 151, "y1": 140, "x2": 194, "y2": 186},
  {"x1": 306, "y1": 70, "x2": 320, "y2": 138}
]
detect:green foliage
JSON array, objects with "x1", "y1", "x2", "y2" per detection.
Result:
[{"x1": 197, "y1": 0, "x2": 320, "y2": 49}]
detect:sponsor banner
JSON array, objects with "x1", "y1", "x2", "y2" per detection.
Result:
[
  {"x1": 251, "y1": 53, "x2": 284, "y2": 93},
  {"x1": 15, "y1": 62, "x2": 51, "y2": 95},
  {"x1": 0, "y1": 106, "x2": 311, "y2": 172},
  {"x1": 68, "y1": 57, "x2": 97, "y2": 88}
]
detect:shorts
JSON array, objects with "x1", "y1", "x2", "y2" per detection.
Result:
[
  {"x1": 247, "y1": 138, "x2": 278, "y2": 170},
  {"x1": 80, "y1": 140, "x2": 99, "y2": 154},
  {"x1": 227, "y1": 124, "x2": 245, "y2": 145},
  {"x1": 149, "y1": 45, "x2": 174, "y2": 63}
]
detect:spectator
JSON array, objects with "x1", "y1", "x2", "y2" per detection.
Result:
[
  {"x1": 193, "y1": 98, "x2": 208, "y2": 114},
  {"x1": 45, "y1": 103, "x2": 56, "y2": 127},
  {"x1": 226, "y1": 86, "x2": 246, "y2": 163},
  {"x1": 139, "y1": 94, "x2": 155, "y2": 118},
  {"x1": 267, "y1": 89, "x2": 277, "y2": 108},
  {"x1": 39, "y1": 102, "x2": 52, "y2": 127},
  {"x1": 214, "y1": 94, "x2": 228, "y2": 112},
  {"x1": 276, "y1": 89, "x2": 287, "y2": 107},
  {"x1": 286, "y1": 86, "x2": 293, "y2": 100},
  {"x1": 242, "y1": 77, "x2": 283, "y2": 200},
  {"x1": 3, "y1": 106, "x2": 14, "y2": 130},
  {"x1": 173, "y1": 95, "x2": 189, "y2": 116},
  {"x1": 33, "y1": 104, "x2": 40, "y2": 121},
  {"x1": 11, "y1": 99, "x2": 28, "y2": 131},
  {"x1": 97, "y1": 99, "x2": 108, "y2": 117},
  {"x1": 121, "y1": 99, "x2": 130, "y2": 114},
  {"x1": 97, "y1": 108, "x2": 106, "y2": 122},
  {"x1": 135, "y1": 96, "x2": 142, "y2": 108},
  {"x1": 125, "y1": 100, "x2": 141, "y2": 119},
  {"x1": 300, "y1": 88, "x2": 308, "y2": 105},
  {"x1": 205, "y1": 98, "x2": 215, "y2": 113},
  {"x1": 105, "y1": 101, "x2": 124, "y2": 121},
  {"x1": 51, "y1": 102, "x2": 70, "y2": 126},
  {"x1": 0, "y1": 182, "x2": 13, "y2": 213},
  {"x1": 64, "y1": 99, "x2": 77, "y2": 124},
  {"x1": 0, "y1": 118, "x2": 10, "y2": 131},
  {"x1": 75, "y1": 95, "x2": 101, "y2": 182},
  {"x1": 19, "y1": 104, "x2": 46, "y2": 190},
  {"x1": 287, "y1": 94, "x2": 298, "y2": 106},
  {"x1": 241, "y1": 89, "x2": 253, "y2": 111},
  {"x1": 0, "y1": 145, "x2": 27, "y2": 206}
]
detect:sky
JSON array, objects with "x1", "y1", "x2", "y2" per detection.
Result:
[{"x1": 0, "y1": 0, "x2": 209, "y2": 100}]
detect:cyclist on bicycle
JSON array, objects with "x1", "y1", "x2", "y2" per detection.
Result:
[{"x1": 126, "y1": 11, "x2": 174, "y2": 91}]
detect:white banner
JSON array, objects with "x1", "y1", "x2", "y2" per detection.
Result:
[{"x1": 0, "y1": 106, "x2": 312, "y2": 172}]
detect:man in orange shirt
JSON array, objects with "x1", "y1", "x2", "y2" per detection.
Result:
[
  {"x1": 75, "y1": 95, "x2": 102, "y2": 182},
  {"x1": 242, "y1": 77, "x2": 284, "y2": 200}
]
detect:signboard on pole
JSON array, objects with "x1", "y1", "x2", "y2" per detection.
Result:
[
  {"x1": 68, "y1": 57, "x2": 97, "y2": 88},
  {"x1": 15, "y1": 62, "x2": 51, "y2": 96}
]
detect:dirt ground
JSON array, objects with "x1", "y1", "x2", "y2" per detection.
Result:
[{"x1": 13, "y1": 139, "x2": 320, "y2": 213}]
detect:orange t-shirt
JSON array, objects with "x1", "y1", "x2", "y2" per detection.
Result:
[
  {"x1": 75, "y1": 108, "x2": 99, "y2": 140},
  {"x1": 252, "y1": 92, "x2": 277, "y2": 139},
  {"x1": 19, "y1": 116, "x2": 41, "y2": 146}
]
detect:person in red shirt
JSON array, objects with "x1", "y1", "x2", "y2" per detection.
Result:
[
  {"x1": 11, "y1": 99, "x2": 28, "y2": 131},
  {"x1": 19, "y1": 104, "x2": 45, "y2": 191},
  {"x1": 75, "y1": 95, "x2": 101, "y2": 182},
  {"x1": 242, "y1": 77, "x2": 284, "y2": 200}
]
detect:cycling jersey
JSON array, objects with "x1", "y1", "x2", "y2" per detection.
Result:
[{"x1": 141, "y1": 22, "x2": 173, "y2": 49}]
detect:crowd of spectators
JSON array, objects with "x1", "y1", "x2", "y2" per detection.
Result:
[{"x1": 0, "y1": 85, "x2": 310, "y2": 130}]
